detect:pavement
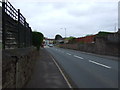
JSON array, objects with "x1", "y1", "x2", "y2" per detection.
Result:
[
  {"x1": 0, "y1": 50, "x2": 1, "y2": 89},
  {"x1": 25, "y1": 48, "x2": 69, "y2": 88},
  {"x1": 46, "y1": 46, "x2": 119, "y2": 88}
]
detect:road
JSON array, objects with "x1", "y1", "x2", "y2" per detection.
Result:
[{"x1": 45, "y1": 46, "x2": 118, "y2": 88}]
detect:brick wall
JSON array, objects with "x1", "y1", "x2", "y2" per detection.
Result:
[{"x1": 75, "y1": 35, "x2": 96, "y2": 43}]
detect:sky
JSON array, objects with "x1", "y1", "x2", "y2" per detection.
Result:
[{"x1": 7, "y1": 0, "x2": 119, "y2": 38}]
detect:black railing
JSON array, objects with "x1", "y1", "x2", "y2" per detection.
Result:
[{"x1": 2, "y1": 0, "x2": 32, "y2": 49}]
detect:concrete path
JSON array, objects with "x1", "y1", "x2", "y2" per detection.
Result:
[
  {"x1": 25, "y1": 48, "x2": 69, "y2": 88},
  {"x1": 0, "y1": 50, "x2": 2, "y2": 89}
]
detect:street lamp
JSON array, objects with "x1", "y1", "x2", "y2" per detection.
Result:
[{"x1": 60, "y1": 28, "x2": 66, "y2": 38}]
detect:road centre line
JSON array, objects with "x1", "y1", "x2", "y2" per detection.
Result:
[
  {"x1": 89, "y1": 60, "x2": 111, "y2": 69},
  {"x1": 66, "y1": 53, "x2": 71, "y2": 55},
  {"x1": 74, "y1": 55, "x2": 84, "y2": 59}
]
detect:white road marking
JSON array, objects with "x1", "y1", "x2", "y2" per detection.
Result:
[
  {"x1": 89, "y1": 60, "x2": 111, "y2": 69},
  {"x1": 74, "y1": 55, "x2": 84, "y2": 59},
  {"x1": 51, "y1": 56, "x2": 72, "y2": 88},
  {"x1": 66, "y1": 53, "x2": 71, "y2": 55}
]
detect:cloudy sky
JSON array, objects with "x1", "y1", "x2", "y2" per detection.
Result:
[{"x1": 9, "y1": 0, "x2": 119, "y2": 38}]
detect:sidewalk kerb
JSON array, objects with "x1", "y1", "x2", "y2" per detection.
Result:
[{"x1": 50, "y1": 55, "x2": 73, "y2": 89}]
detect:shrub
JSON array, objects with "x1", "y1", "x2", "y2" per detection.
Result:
[{"x1": 32, "y1": 31, "x2": 44, "y2": 50}]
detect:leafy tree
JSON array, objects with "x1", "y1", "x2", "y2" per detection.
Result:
[
  {"x1": 96, "y1": 31, "x2": 112, "y2": 37},
  {"x1": 85, "y1": 34, "x2": 93, "y2": 37},
  {"x1": 55, "y1": 34, "x2": 62, "y2": 40},
  {"x1": 53, "y1": 40, "x2": 56, "y2": 44},
  {"x1": 66, "y1": 36, "x2": 76, "y2": 44},
  {"x1": 67, "y1": 36, "x2": 76, "y2": 40},
  {"x1": 32, "y1": 31, "x2": 44, "y2": 50}
]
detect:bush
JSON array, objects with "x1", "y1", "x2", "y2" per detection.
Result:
[
  {"x1": 96, "y1": 31, "x2": 112, "y2": 37},
  {"x1": 32, "y1": 31, "x2": 44, "y2": 50}
]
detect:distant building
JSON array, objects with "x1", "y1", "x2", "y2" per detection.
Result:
[
  {"x1": 44, "y1": 38, "x2": 54, "y2": 46},
  {"x1": 63, "y1": 38, "x2": 69, "y2": 44},
  {"x1": 56, "y1": 39, "x2": 64, "y2": 44}
]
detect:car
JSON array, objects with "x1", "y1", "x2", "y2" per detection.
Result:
[{"x1": 49, "y1": 44, "x2": 53, "y2": 47}]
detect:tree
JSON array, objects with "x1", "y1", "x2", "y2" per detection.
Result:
[
  {"x1": 85, "y1": 34, "x2": 93, "y2": 37},
  {"x1": 67, "y1": 36, "x2": 76, "y2": 40},
  {"x1": 32, "y1": 31, "x2": 44, "y2": 50},
  {"x1": 96, "y1": 31, "x2": 112, "y2": 37},
  {"x1": 55, "y1": 34, "x2": 62, "y2": 40},
  {"x1": 67, "y1": 37, "x2": 76, "y2": 44}
]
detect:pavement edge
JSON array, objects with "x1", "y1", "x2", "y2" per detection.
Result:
[{"x1": 45, "y1": 49, "x2": 78, "y2": 89}]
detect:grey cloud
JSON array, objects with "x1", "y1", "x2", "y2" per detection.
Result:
[
  {"x1": 10, "y1": 1, "x2": 118, "y2": 38},
  {"x1": 118, "y1": 1, "x2": 120, "y2": 28}
]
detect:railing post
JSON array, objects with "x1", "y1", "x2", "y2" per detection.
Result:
[
  {"x1": 28, "y1": 27, "x2": 31, "y2": 47},
  {"x1": 24, "y1": 18, "x2": 26, "y2": 47},
  {"x1": 30, "y1": 27, "x2": 32, "y2": 46},
  {"x1": 2, "y1": 0, "x2": 6, "y2": 49},
  {"x1": 18, "y1": 9, "x2": 20, "y2": 48}
]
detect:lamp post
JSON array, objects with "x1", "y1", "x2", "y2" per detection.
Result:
[
  {"x1": 60, "y1": 28, "x2": 67, "y2": 48},
  {"x1": 60, "y1": 28, "x2": 66, "y2": 38}
]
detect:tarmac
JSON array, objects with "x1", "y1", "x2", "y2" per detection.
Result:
[{"x1": 25, "y1": 48, "x2": 69, "y2": 88}]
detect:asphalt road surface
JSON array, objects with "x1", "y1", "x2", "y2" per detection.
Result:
[{"x1": 45, "y1": 46, "x2": 118, "y2": 88}]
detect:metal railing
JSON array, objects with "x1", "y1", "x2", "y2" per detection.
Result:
[{"x1": 2, "y1": 0, "x2": 32, "y2": 49}]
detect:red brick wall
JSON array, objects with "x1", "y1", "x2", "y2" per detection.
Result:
[{"x1": 75, "y1": 35, "x2": 96, "y2": 43}]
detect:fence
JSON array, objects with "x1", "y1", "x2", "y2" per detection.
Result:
[
  {"x1": 0, "y1": 5, "x2": 2, "y2": 49},
  {"x1": 2, "y1": 0, "x2": 32, "y2": 49}
]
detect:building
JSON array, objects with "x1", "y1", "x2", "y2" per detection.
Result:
[{"x1": 44, "y1": 38, "x2": 54, "y2": 46}]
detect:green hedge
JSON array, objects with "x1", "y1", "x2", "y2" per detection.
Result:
[{"x1": 32, "y1": 31, "x2": 44, "y2": 50}]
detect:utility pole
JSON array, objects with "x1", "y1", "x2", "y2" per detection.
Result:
[
  {"x1": 60, "y1": 28, "x2": 66, "y2": 38},
  {"x1": 65, "y1": 28, "x2": 66, "y2": 38},
  {"x1": 114, "y1": 23, "x2": 116, "y2": 32}
]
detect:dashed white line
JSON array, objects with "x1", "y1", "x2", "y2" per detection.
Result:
[
  {"x1": 66, "y1": 53, "x2": 71, "y2": 55},
  {"x1": 89, "y1": 60, "x2": 111, "y2": 69},
  {"x1": 74, "y1": 55, "x2": 84, "y2": 59}
]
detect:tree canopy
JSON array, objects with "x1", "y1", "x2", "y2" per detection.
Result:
[
  {"x1": 32, "y1": 31, "x2": 44, "y2": 50},
  {"x1": 96, "y1": 31, "x2": 112, "y2": 37},
  {"x1": 66, "y1": 36, "x2": 76, "y2": 40},
  {"x1": 55, "y1": 34, "x2": 62, "y2": 40}
]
